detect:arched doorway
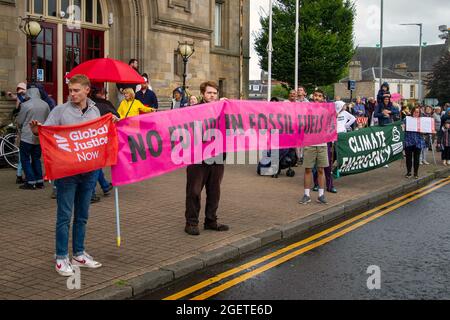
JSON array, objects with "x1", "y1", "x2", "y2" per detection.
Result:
[{"x1": 26, "y1": 0, "x2": 109, "y2": 103}]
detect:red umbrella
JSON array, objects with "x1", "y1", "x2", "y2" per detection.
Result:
[{"x1": 65, "y1": 58, "x2": 145, "y2": 83}]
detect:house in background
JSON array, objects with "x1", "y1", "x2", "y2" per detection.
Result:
[
  {"x1": 335, "y1": 61, "x2": 419, "y2": 102},
  {"x1": 335, "y1": 43, "x2": 448, "y2": 102}
]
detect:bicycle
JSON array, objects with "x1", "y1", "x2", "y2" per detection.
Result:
[{"x1": 0, "y1": 122, "x2": 19, "y2": 169}]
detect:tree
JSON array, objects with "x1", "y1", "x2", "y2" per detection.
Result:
[
  {"x1": 425, "y1": 51, "x2": 450, "y2": 104},
  {"x1": 272, "y1": 84, "x2": 289, "y2": 99},
  {"x1": 254, "y1": 0, "x2": 355, "y2": 92}
]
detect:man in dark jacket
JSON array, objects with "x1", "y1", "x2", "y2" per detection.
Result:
[
  {"x1": 374, "y1": 94, "x2": 399, "y2": 126},
  {"x1": 135, "y1": 77, "x2": 158, "y2": 109},
  {"x1": 184, "y1": 81, "x2": 229, "y2": 236}
]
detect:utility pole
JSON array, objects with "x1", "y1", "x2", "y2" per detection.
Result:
[
  {"x1": 400, "y1": 23, "x2": 423, "y2": 103},
  {"x1": 295, "y1": 0, "x2": 299, "y2": 92},
  {"x1": 267, "y1": 0, "x2": 273, "y2": 101},
  {"x1": 379, "y1": 0, "x2": 384, "y2": 88}
]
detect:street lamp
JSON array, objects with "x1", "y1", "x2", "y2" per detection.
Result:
[
  {"x1": 400, "y1": 23, "x2": 423, "y2": 103},
  {"x1": 177, "y1": 41, "x2": 195, "y2": 91},
  {"x1": 19, "y1": 15, "x2": 44, "y2": 85}
]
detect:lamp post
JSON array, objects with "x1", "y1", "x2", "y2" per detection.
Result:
[
  {"x1": 19, "y1": 15, "x2": 44, "y2": 85},
  {"x1": 400, "y1": 23, "x2": 423, "y2": 103},
  {"x1": 379, "y1": 0, "x2": 384, "y2": 88},
  {"x1": 177, "y1": 41, "x2": 195, "y2": 91}
]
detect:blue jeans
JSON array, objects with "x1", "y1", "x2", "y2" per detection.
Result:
[
  {"x1": 91, "y1": 169, "x2": 110, "y2": 197},
  {"x1": 19, "y1": 141, "x2": 43, "y2": 185},
  {"x1": 98, "y1": 169, "x2": 110, "y2": 191},
  {"x1": 17, "y1": 152, "x2": 23, "y2": 177},
  {"x1": 55, "y1": 171, "x2": 97, "y2": 259}
]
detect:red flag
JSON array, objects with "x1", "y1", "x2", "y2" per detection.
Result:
[{"x1": 38, "y1": 114, "x2": 118, "y2": 180}]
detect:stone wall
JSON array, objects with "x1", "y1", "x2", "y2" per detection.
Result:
[
  {"x1": 334, "y1": 81, "x2": 376, "y2": 100},
  {"x1": 0, "y1": 0, "x2": 26, "y2": 95}
]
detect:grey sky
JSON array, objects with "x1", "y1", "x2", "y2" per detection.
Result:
[{"x1": 250, "y1": 0, "x2": 450, "y2": 79}]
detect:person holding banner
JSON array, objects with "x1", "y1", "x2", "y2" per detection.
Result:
[
  {"x1": 403, "y1": 107, "x2": 426, "y2": 179},
  {"x1": 374, "y1": 94, "x2": 399, "y2": 127},
  {"x1": 29, "y1": 75, "x2": 105, "y2": 276},
  {"x1": 184, "y1": 81, "x2": 229, "y2": 236},
  {"x1": 300, "y1": 88, "x2": 330, "y2": 204}
]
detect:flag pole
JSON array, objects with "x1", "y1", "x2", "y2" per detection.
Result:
[
  {"x1": 295, "y1": 0, "x2": 299, "y2": 92},
  {"x1": 114, "y1": 186, "x2": 121, "y2": 247},
  {"x1": 267, "y1": 0, "x2": 273, "y2": 101}
]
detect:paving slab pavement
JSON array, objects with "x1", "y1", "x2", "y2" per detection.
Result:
[{"x1": 0, "y1": 156, "x2": 448, "y2": 300}]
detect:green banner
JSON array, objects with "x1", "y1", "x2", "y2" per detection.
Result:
[{"x1": 336, "y1": 123, "x2": 404, "y2": 176}]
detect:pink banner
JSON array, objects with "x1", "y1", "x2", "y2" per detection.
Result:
[{"x1": 111, "y1": 100, "x2": 337, "y2": 186}]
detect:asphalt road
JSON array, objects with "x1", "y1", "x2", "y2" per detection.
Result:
[{"x1": 142, "y1": 180, "x2": 450, "y2": 300}]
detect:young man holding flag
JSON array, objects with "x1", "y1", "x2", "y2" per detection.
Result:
[{"x1": 30, "y1": 75, "x2": 108, "y2": 276}]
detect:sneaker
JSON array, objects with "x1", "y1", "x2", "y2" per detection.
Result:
[
  {"x1": 328, "y1": 187, "x2": 338, "y2": 194},
  {"x1": 19, "y1": 183, "x2": 35, "y2": 190},
  {"x1": 383, "y1": 165, "x2": 389, "y2": 168},
  {"x1": 36, "y1": 182, "x2": 44, "y2": 189},
  {"x1": 55, "y1": 258, "x2": 74, "y2": 277},
  {"x1": 414, "y1": 175, "x2": 419, "y2": 180},
  {"x1": 103, "y1": 183, "x2": 113, "y2": 196},
  {"x1": 423, "y1": 160, "x2": 430, "y2": 165},
  {"x1": 299, "y1": 195, "x2": 311, "y2": 204},
  {"x1": 405, "y1": 173, "x2": 412, "y2": 179},
  {"x1": 443, "y1": 161, "x2": 448, "y2": 166},
  {"x1": 16, "y1": 176, "x2": 24, "y2": 184},
  {"x1": 312, "y1": 185, "x2": 319, "y2": 192},
  {"x1": 317, "y1": 195, "x2": 328, "y2": 204},
  {"x1": 419, "y1": 161, "x2": 424, "y2": 165},
  {"x1": 72, "y1": 252, "x2": 102, "y2": 269},
  {"x1": 185, "y1": 224, "x2": 200, "y2": 236},
  {"x1": 204, "y1": 222, "x2": 229, "y2": 231}
]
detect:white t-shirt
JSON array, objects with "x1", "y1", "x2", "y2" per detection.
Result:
[{"x1": 337, "y1": 110, "x2": 356, "y2": 133}]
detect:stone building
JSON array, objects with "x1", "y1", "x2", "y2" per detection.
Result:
[{"x1": 0, "y1": 0, "x2": 250, "y2": 116}]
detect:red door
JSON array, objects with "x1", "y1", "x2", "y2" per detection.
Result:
[
  {"x1": 27, "y1": 22, "x2": 57, "y2": 100},
  {"x1": 63, "y1": 27, "x2": 104, "y2": 101}
]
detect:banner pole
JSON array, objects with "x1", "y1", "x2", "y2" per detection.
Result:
[
  {"x1": 430, "y1": 134, "x2": 437, "y2": 165},
  {"x1": 114, "y1": 186, "x2": 121, "y2": 247}
]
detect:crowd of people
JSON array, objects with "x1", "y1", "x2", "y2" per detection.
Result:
[{"x1": 6, "y1": 57, "x2": 450, "y2": 278}]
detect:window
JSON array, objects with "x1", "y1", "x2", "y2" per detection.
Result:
[
  {"x1": 26, "y1": 0, "x2": 105, "y2": 25},
  {"x1": 214, "y1": 1, "x2": 224, "y2": 47},
  {"x1": 34, "y1": 0, "x2": 43, "y2": 14},
  {"x1": 397, "y1": 84, "x2": 403, "y2": 96},
  {"x1": 410, "y1": 85, "x2": 415, "y2": 99},
  {"x1": 48, "y1": 0, "x2": 57, "y2": 16},
  {"x1": 253, "y1": 85, "x2": 260, "y2": 91}
]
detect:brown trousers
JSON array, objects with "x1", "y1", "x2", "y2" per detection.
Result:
[{"x1": 185, "y1": 163, "x2": 224, "y2": 226}]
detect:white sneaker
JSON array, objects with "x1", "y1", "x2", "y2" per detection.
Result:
[
  {"x1": 55, "y1": 258, "x2": 75, "y2": 277},
  {"x1": 383, "y1": 165, "x2": 389, "y2": 168},
  {"x1": 72, "y1": 252, "x2": 102, "y2": 269},
  {"x1": 443, "y1": 161, "x2": 448, "y2": 166},
  {"x1": 423, "y1": 160, "x2": 430, "y2": 165},
  {"x1": 419, "y1": 161, "x2": 424, "y2": 165}
]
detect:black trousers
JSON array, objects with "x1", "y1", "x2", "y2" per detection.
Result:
[
  {"x1": 443, "y1": 146, "x2": 450, "y2": 161},
  {"x1": 185, "y1": 163, "x2": 224, "y2": 226},
  {"x1": 405, "y1": 146, "x2": 421, "y2": 176}
]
